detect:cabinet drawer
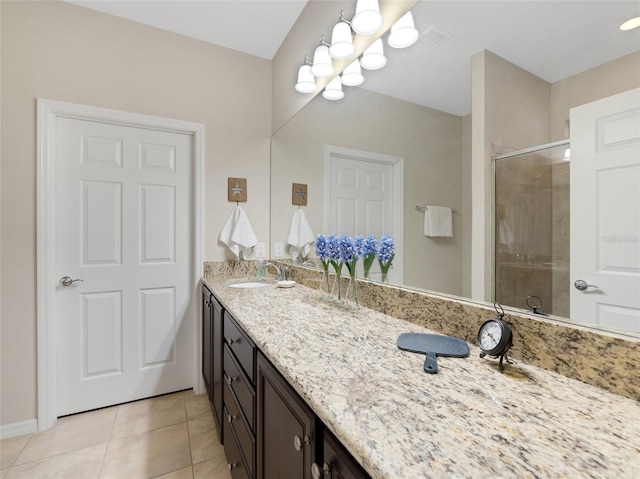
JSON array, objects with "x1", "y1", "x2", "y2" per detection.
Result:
[
  {"x1": 224, "y1": 344, "x2": 255, "y2": 430},
  {"x1": 224, "y1": 312, "x2": 255, "y2": 381},
  {"x1": 224, "y1": 382, "x2": 255, "y2": 477},
  {"x1": 223, "y1": 406, "x2": 251, "y2": 479}
]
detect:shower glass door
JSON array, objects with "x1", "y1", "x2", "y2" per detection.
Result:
[{"x1": 494, "y1": 142, "x2": 570, "y2": 317}]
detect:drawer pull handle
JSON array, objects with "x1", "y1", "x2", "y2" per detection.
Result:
[
  {"x1": 312, "y1": 462, "x2": 331, "y2": 479},
  {"x1": 225, "y1": 375, "x2": 236, "y2": 385},
  {"x1": 228, "y1": 337, "x2": 240, "y2": 345},
  {"x1": 227, "y1": 413, "x2": 237, "y2": 424},
  {"x1": 293, "y1": 434, "x2": 310, "y2": 452},
  {"x1": 228, "y1": 463, "x2": 236, "y2": 472}
]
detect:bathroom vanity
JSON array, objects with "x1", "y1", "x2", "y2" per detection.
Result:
[{"x1": 202, "y1": 274, "x2": 640, "y2": 479}]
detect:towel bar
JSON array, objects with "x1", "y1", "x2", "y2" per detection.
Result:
[{"x1": 415, "y1": 206, "x2": 458, "y2": 213}]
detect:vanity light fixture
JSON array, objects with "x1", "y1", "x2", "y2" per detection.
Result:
[
  {"x1": 294, "y1": 57, "x2": 316, "y2": 94},
  {"x1": 352, "y1": 0, "x2": 383, "y2": 35},
  {"x1": 620, "y1": 16, "x2": 640, "y2": 30},
  {"x1": 329, "y1": 12, "x2": 356, "y2": 59},
  {"x1": 341, "y1": 58, "x2": 364, "y2": 86},
  {"x1": 310, "y1": 36, "x2": 334, "y2": 78},
  {"x1": 387, "y1": 11, "x2": 419, "y2": 48},
  {"x1": 360, "y1": 38, "x2": 387, "y2": 70},
  {"x1": 322, "y1": 76, "x2": 345, "y2": 100}
]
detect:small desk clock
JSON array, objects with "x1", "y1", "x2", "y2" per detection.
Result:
[{"x1": 477, "y1": 303, "x2": 513, "y2": 371}]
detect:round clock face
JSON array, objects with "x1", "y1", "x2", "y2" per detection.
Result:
[
  {"x1": 477, "y1": 318, "x2": 512, "y2": 356},
  {"x1": 478, "y1": 320, "x2": 502, "y2": 351}
]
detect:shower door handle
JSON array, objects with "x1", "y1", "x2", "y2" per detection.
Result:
[{"x1": 574, "y1": 279, "x2": 598, "y2": 291}]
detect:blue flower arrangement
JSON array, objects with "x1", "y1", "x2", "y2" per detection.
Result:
[
  {"x1": 316, "y1": 233, "x2": 395, "y2": 299},
  {"x1": 378, "y1": 234, "x2": 395, "y2": 282},
  {"x1": 360, "y1": 234, "x2": 378, "y2": 279}
]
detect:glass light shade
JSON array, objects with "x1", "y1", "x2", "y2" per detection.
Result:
[
  {"x1": 620, "y1": 16, "x2": 640, "y2": 30},
  {"x1": 322, "y1": 76, "x2": 344, "y2": 100},
  {"x1": 388, "y1": 11, "x2": 419, "y2": 48},
  {"x1": 360, "y1": 39, "x2": 387, "y2": 70},
  {"x1": 294, "y1": 65, "x2": 316, "y2": 93},
  {"x1": 310, "y1": 45, "x2": 334, "y2": 78},
  {"x1": 329, "y1": 21, "x2": 355, "y2": 59},
  {"x1": 352, "y1": 0, "x2": 383, "y2": 35},
  {"x1": 341, "y1": 59, "x2": 364, "y2": 87}
]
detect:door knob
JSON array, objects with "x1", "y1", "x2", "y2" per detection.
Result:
[
  {"x1": 574, "y1": 279, "x2": 598, "y2": 291},
  {"x1": 59, "y1": 276, "x2": 83, "y2": 287}
]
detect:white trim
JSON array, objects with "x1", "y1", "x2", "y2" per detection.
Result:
[
  {"x1": 36, "y1": 99, "x2": 205, "y2": 431},
  {"x1": 0, "y1": 419, "x2": 38, "y2": 440},
  {"x1": 323, "y1": 145, "x2": 404, "y2": 284}
]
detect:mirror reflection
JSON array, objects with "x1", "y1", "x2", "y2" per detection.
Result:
[{"x1": 271, "y1": 0, "x2": 640, "y2": 335}]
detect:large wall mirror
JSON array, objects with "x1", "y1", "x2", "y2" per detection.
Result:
[{"x1": 271, "y1": 0, "x2": 640, "y2": 336}]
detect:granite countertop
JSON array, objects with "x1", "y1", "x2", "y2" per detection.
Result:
[{"x1": 203, "y1": 275, "x2": 640, "y2": 479}]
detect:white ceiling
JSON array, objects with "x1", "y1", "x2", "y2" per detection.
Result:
[{"x1": 67, "y1": 1, "x2": 640, "y2": 116}]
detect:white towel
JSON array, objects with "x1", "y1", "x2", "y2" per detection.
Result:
[
  {"x1": 287, "y1": 209, "x2": 315, "y2": 259},
  {"x1": 218, "y1": 205, "x2": 258, "y2": 259},
  {"x1": 423, "y1": 206, "x2": 453, "y2": 237},
  {"x1": 498, "y1": 220, "x2": 514, "y2": 248}
]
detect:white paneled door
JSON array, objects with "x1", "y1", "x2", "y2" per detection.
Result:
[
  {"x1": 54, "y1": 117, "x2": 194, "y2": 416},
  {"x1": 325, "y1": 146, "x2": 403, "y2": 284},
  {"x1": 570, "y1": 88, "x2": 640, "y2": 332}
]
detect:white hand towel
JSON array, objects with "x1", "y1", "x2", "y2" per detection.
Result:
[
  {"x1": 423, "y1": 206, "x2": 453, "y2": 237},
  {"x1": 498, "y1": 219, "x2": 514, "y2": 248},
  {"x1": 287, "y1": 209, "x2": 315, "y2": 259},
  {"x1": 219, "y1": 205, "x2": 258, "y2": 259}
]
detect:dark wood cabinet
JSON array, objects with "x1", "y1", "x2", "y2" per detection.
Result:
[
  {"x1": 204, "y1": 288, "x2": 370, "y2": 479},
  {"x1": 223, "y1": 311, "x2": 257, "y2": 477},
  {"x1": 257, "y1": 351, "x2": 316, "y2": 479},
  {"x1": 202, "y1": 283, "x2": 223, "y2": 441},
  {"x1": 314, "y1": 428, "x2": 369, "y2": 479},
  {"x1": 201, "y1": 285, "x2": 213, "y2": 399}
]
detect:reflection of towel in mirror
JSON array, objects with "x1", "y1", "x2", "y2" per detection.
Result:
[
  {"x1": 287, "y1": 209, "x2": 315, "y2": 259},
  {"x1": 499, "y1": 220, "x2": 514, "y2": 248},
  {"x1": 423, "y1": 206, "x2": 453, "y2": 237},
  {"x1": 219, "y1": 205, "x2": 258, "y2": 259}
]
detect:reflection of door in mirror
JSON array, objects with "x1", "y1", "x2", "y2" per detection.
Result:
[
  {"x1": 570, "y1": 88, "x2": 640, "y2": 333},
  {"x1": 325, "y1": 146, "x2": 404, "y2": 284}
]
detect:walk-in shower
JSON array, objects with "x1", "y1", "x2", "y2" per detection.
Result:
[{"x1": 494, "y1": 141, "x2": 570, "y2": 317}]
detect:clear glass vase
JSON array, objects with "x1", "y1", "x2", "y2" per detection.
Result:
[
  {"x1": 344, "y1": 274, "x2": 359, "y2": 308},
  {"x1": 319, "y1": 267, "x2": 331, "y2": 295}
]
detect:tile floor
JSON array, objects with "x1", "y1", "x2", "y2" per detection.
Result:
[{"x1": 0, "y1": 390, "x2": 232, "y2": 479}]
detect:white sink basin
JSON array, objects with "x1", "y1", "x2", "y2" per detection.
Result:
[{"x1": 227, "y1": 281, "x2": 271, "y2": 289}]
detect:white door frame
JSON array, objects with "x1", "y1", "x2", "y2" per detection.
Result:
[
  {"x1": 324, "y1": 145, "x2": 404, "y2": 283},
  {"x1": 36, "y1": 98, "x2": 205, "y2": 431}
]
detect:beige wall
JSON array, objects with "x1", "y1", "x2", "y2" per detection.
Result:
[
  {"x1": 471, "y1": 50, "x2": 551, "y2": 300},
  {"x1": 271, "y1": 87, "x2": 463, "y2": 294},
  {"x1": 0, "y1": 1, "x2": 271, "y2": 426},
  {"x1": 550, "y1": 51, "x2": 640, "y2": 140}
]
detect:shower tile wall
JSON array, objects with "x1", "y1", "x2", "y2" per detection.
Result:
[{"x1": 496, "y1": 153, "x2": 556, "y2": 314}]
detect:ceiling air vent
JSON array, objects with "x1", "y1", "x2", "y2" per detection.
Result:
[{"x1": 418, "y1": 26, "x2": 452, "y2": 50}]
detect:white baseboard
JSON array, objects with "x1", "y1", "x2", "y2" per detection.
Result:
[{"x1": 0, "y1": 419, "x2": 38, "y2": 439}]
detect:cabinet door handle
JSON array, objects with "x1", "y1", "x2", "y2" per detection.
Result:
[
  {"x1": 228, "y1": 337, "x2": 240, "y2": 345},
  {"x1": 227, "y1": 413, "x2": 237, "y2": 424},
  {"x1": 312, "y1": 462, "x2": 331, "y2": 479},
  {"x1": 293, "y1": 434, "x2": 310, "y2": 452},
  {"x1": 225, "y1": 374, "x2": 236, "y2": 385},
  {"x1": 227, "y1": 463, "x2": 236, "y2": 472}
]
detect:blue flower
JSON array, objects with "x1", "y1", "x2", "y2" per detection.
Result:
[
  {"x1": 361, "y1": 234, "x2": 378, "y2": 257},
  {"x1": 378, "y1": 234, "x2": 395, "y2": 263},
  {"x1": 339, "y1": 234, "x2": 358, "y2": 263},
  {"x1": 327, "y1": 234, "x2": 341, "y2": 262},
  {"x1": 353, "y1": 235, "x2": 365, "y2": 257},
  {"x1": 315, "y1": 234, "x2": 329, "y2": 261}
]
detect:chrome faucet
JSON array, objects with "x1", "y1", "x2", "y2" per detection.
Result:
[
  {"x1": 264, "y1": 262, "x2": 288, "y2": 281},
  {"x1": 301, "y1": 260, "x2": 317, "y2": 268}
]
